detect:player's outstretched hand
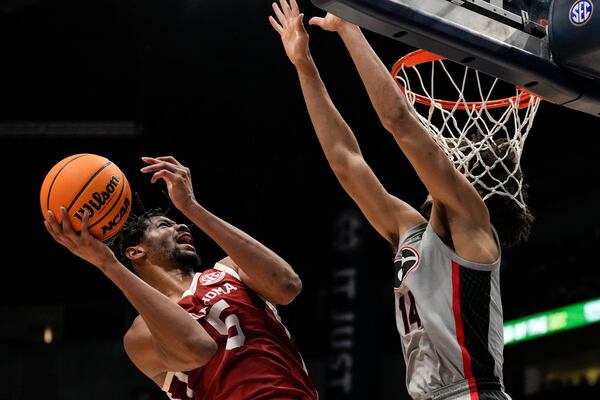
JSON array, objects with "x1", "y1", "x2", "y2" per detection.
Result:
[
  {"x1": 269, "y1": 0, "x2": 310, "y2": 67},
  {"x1": 44, "y1": 208, "x2": 117, "y2": 269},
  {"x1": 140, "y1": 156, "x2": 197, "y2": 212}
]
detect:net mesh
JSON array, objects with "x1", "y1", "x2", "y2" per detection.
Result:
[{"x1": 392, "y1": 51, "x2": 541, "y2": 209}]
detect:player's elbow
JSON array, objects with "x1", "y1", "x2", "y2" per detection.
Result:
[
  {"x1": 276, "y1": 273, "x2": 303, "y2": 305},
  {"x1": 330, "y1": 152, "x2": 361, "y2": 182},
  {"x1": 331, "y1": 160, "x2": 351, "y2": 180},
  {"x1": 187, "y1": 336, "x2": 218, "y2": 367},
  {"x1": 380, "y1": 104, "x2": 416, "y2": 134}
]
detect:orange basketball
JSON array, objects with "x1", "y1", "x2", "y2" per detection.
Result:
[{"x1": 40, "y1": 154, "x2": 133, "y2": 241}]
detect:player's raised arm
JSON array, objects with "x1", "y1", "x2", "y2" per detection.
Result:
[
  {"x1": 310, "y1": 15, "x2": 491, "y2": 233},
  {"x1": 43, "y1": 209, "x2": 217, "y2": 381},
  {"x1": 140, "y1": 155, "x2": 302, "y2": 305},
  {"x1": 269, "y1": 0, "x2": 424, "y2": 245}
]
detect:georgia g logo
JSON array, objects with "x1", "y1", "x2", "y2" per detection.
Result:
[{"x1": 394, "y1": 246, "x2": 420, "y2": 288}]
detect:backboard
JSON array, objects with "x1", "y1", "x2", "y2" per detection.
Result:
[{"x1": 311, "y1": 0, "x2": 600, "y2": 117}]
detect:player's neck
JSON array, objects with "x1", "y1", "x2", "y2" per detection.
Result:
[{"x1": 137, "y1": 262, "x2": 195, "y2": 301}]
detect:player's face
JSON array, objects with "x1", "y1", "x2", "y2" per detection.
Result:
[{"x1": 143, "y1": 216, "x2": 201, "y2": 271}]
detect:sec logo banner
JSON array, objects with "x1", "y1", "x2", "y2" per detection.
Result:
[{"x1": 571, "y1": 0, "x2": 594, "y2": 26}]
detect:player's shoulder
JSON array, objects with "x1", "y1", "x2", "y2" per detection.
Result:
[
  {"x1": 397, "y1": 222, "x2": 428, "y2": 248},
  {"x1": 198, "y1": 262, "x2": 241, "y2": 287}
]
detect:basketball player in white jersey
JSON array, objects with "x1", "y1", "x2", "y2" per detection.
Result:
[
  {"x1": 44, "y1": 155, "x2": 319, "y2": 400},
  {"x1": 270, "y1": 1, "x2": 533, "y2": 399}
]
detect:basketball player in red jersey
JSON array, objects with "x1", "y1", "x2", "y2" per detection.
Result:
[{"x1": 43, "y1": 155, "x2": 319, "y2": 400}]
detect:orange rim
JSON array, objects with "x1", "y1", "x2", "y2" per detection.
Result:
[{"x1": 391, "y1": 49, "x2": 538, "y2": 110}]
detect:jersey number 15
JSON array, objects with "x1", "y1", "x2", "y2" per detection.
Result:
[{"x1": 206, "y1": 299, "x2": 246, "y2": 350}]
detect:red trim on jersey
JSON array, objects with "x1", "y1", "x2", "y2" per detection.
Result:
[{"x1": 452, "y1": 261, "x2": 480, "y2": 400}]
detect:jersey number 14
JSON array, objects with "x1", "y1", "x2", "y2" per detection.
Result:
[{"x1": 399, "y1": 291, "x2": 422, "y2": 334}]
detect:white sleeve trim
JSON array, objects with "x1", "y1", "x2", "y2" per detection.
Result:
[
  {"x1": 214, "y1": 263, "x2": 241, "y2": 280},
  {"x1": 179, "y1": 272, "x2": 201, "y2": 300},
  {"x1": 162, "y1": 371, "x2": 194, "y2": 399},
  {"x1": 162, "y1": 371, "x2": 175, "y2": 391}
]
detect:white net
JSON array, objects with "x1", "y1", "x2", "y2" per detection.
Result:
[{"x1": 392, "y1": 50, "x2": 541, "y2": 209}]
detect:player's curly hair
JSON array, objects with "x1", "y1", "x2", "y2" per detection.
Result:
[
  {"x1": 470, "y1": 139, "x2": 535, "y2": 248},
  {"x1": 420, "y1": 137, "x2": 534, "y2": 249},
  {"x1": 107, "y1": 208, "x2": 167, "y2": 271},
  {"x1": 485, "y1": 185, "x2": 534, "y2": 248}
]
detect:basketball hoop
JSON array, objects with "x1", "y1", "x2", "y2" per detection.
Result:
[{"x1": 391, "y1": 49, "x2": 542, "y2": 209}]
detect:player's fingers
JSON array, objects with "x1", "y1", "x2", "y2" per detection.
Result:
[
  {"x1": 269, "y1": 16, "x2": 284, "y2": 34},
  {"x1": 44, "y1": 213, "x2": 64, "y2": 240},
  {"x1": 80, "y1": 210, "x2": 91, "y2": 236},
  {"x1": 141, "y1": 156, "x2": 182, "y2": 169},
  {"x1": 141, "y1": 156, "x2": 160, "y2": 165},
  {"x1": 272, "y1": 2, "x2": 286, "y2": 27},
  {"x1": 46, "y1": 210, "x2": 73, "y2": 244},
  {"x1": 150, "y1": 169, "x2": 176, "y2": 185},
  {"x1": 140, "y1": 161, "x2": 181, "y2": 174},
  {"x1": 142, "y1": 156, "x2": 182, "y2": 168},
  {"x1": 46, "y1": 209, "x2": 59, "y2": 227},
  {"x1": 60, "y1": 207, "x2": 78, "y2": 238},
  {"x1": 153, "y1": 156, "x2": 183, "y2": 166},
  {"x1": 44, "y1": 220, "x2": 68, "y2": 246},
  {"x1": 296, "y1": 14, "x2": 306, "y2": 30},
  {"x1": 279, "y1": 0, "x2": 292, "y2": 17},
  {"x1": 43, "y1": 220, "x2": 56, "y2": 238},
  {"x1": 290, "y1": 0, "x2": 299, "y2": 15},
  {"x1": 308, "y1": 16, "x2": 323, "y2": 27}
]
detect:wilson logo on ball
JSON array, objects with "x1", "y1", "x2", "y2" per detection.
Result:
[{"x1": 72, "y1": 175, "x2": 121, "y2": 221}]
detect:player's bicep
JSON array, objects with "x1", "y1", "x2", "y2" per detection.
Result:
[
  {"x1": 336, "y1": 154, "x2": 425, "y2": 244},
  {"x1": 219, "y1": 257, "x2": 288, "y2": 305},
  {"x1": 124, "y1": 315, "x2": 216, "y2": 386}
]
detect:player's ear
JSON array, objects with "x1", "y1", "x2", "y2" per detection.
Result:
[{"x1": 126, "y1": 245, "x2": 145, "y2": 261}]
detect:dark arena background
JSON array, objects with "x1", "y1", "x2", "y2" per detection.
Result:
[{"x1": 1, "y1": 0, "x2": 600, "y2": 399}]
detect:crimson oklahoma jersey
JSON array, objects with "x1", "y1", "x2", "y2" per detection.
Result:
[{"x1": 162, "y1": 263, "x2": 318, "y2": 400}]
